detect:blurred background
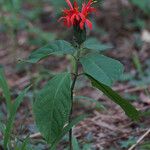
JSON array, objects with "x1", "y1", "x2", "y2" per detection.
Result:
[{"x1": 0, "y1": 0, "x2": 150, "y2": 149}]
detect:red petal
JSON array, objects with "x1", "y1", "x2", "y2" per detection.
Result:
[
  {"x1": 65, "y1": 0, "x2": 73, "y2": 9},
  {"x1": 85, "y1": 19, "x2": 92, "y2": 30},
  {"x1": 79, "y1": 13, "x2": 85, "y2": 21},
  {"x1": 81, "y1": 3, "x2": 86, "y2": 13},
  {"x1": 89, "y1": 7, "x2": 96, "y2": 13},
  {"x1": 71, "y1": 14, "x2": 76, "y2": 24},
  {"x1": 58, "y1": 17, "x2": 65, "y2": 22},
  {"x1": 80, "y1": 21, "x2": 85, "y2": 30},
  {"x1": 73, "y1": 1, "x2": 78, "y2": 10},
  {"x1": 76, "y1": 15, "x2": 80, "y2": 21},
  {"x1": 87, "y1": 0, "x2": 93, "y2": 8}
]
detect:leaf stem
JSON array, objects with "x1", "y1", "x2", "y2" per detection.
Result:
[{"x1": 69, "y1": 48, "x2": 80, "y2": 150}]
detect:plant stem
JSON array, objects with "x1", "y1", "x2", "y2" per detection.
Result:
[{"x1": 69, "y1": 48, "x2": 80, "y2": 150}]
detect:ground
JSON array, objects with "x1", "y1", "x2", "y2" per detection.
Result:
[{"x1": 0, "y1": 0, "x2": 150, "y2": 149}]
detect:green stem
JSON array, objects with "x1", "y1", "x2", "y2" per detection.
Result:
[{"x1": 69, "y1": 48, "x2": 80, "y2": 150}]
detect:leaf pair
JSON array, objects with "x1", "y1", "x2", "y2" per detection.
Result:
[
  {"x1": 27, "y1": 39, "x2": 112, "y2": 64},
  {"x1": 30, "y1": 39, "x2": 140, "y2": 149}
]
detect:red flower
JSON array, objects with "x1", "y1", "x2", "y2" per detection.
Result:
[
  {"x1": 59, "y1": 0, "x2": 96, "y2": 30},
  {"x1": 58, "y1": 0, "x2": 80, "y2": 28},
  {"x1": 80, "y1": 0, "x2": 96, "y2": 30}
]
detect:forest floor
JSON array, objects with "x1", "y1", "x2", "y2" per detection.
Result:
[{"x1": 0, "y1": 0, "x2": 150, "y2": 149}]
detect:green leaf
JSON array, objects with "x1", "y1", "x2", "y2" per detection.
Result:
[
  {"x1": 83, "y1": 38, "x2": 113, "y2": 52},
  {"x1": 132, "y1": 51, "x2": 143, "y2": 76},
  {"x1": 86, "y1": 75, "x2": 140, "y2": 121},
  {"x1": 74, "y1": 96, "x2": 106, "y2": 110},
  {"x1": 0, "y1": 122, "x2": 5, "y2": 134},
  {"x1": 82, "y1": 144, "x2": 92, "y2": 150},
  {"x1": 72, "y1": 136, "x2": 81, "y2": 150},
  {"x1": 80, "y1": 54, "x2": 124, "y2": 86},
  {"x1": 141, "y1": 141, "x2": 150, "y2": 150},
  {"x1": 27, "y1": 40, "x2": 75, "y2": 63},
  {"x1": 33, "y1": 73, "x2": 71, "y2": 144},
  {"x1": 140, "y1": 110, "x2": 150, "y2": 117},
  {"x1": 120, "y1": 136, "x2": 136, "y2": 148},
  {"x1": 0, "y1": 66, "x2": 11, "y2": 112},
  {"x1": 20, "y1": 136, "x2": 30, "y2": 150},
  {"x1": 13, "y1": 87, "x2": 30, "y2": 115},
  {"x1": 50, "y1": 115, "x2": 86, "y2": 150},
  {"x1": 4, "y1": 87, "x2": 30, "y2": 150},
  {"x1": 28, "y1": 27, "x2": 56, "y2": 43}
]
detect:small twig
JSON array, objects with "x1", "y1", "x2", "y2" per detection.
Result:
[
  {"x1": 115, "y1": 86, "x2": 149, "y2": 93},
  {"x1": 128, "y1": 128, "x2": 150, "y2": 150},
  {"x1": 29, "y1": 132, "x2": 41, "y2": 139},
  {"x1": 124, "y1": 86, "x2": 149, "y2": 93}
]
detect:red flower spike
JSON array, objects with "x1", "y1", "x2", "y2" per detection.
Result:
[{"x1": 59, "y1": 0, "x2": 96, "y2": 30}]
